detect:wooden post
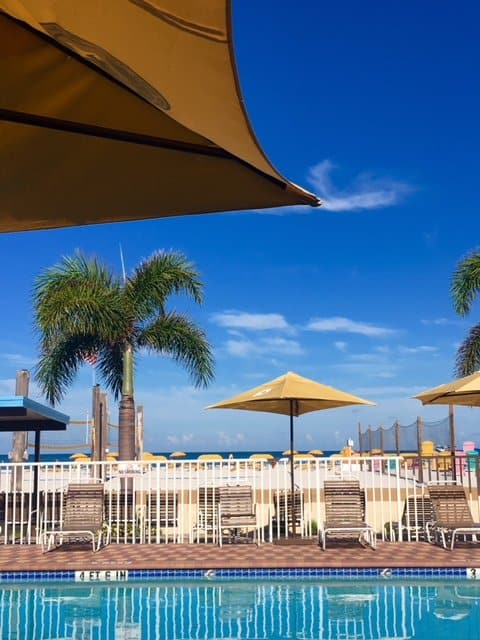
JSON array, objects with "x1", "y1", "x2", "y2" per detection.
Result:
[
  {"x1": 395, "y1": 420, "x2": 401, "y2": 455},
  {"x1": 12, "y1": 370, "x2": 29, "y2": 462},
  {"x1": 449, "y1": 405, "x2": 456, "y2": 454},
  {"x1": 11, "y1": 370, "x2": 30, "y2": 491},
  {"x1": 99, "y1": 392, "x2": 108, "y2": 461},
  {"x1": 449, "y1": 405, "x2": 457, "y2": 481}
]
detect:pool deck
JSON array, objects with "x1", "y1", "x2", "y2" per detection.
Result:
[{"x1": 1, "y1": 541, "x2": 480, "y2": 572}]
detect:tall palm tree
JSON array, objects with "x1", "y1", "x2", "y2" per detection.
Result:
[
  {"x1": 34, "y1": 251, "x2": 214, "y2": 460},
  {"x1": 451, "y1": 250, "x2": 480, "y2": 376}
]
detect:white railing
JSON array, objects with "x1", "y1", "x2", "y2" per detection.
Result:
[{"x1": 0, "y1": 454, "x2": 477, "y2": 545}]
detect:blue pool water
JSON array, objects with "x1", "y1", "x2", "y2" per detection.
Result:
[{"x1": 1, "y1": 578, "x2": 480, "y2": 640}]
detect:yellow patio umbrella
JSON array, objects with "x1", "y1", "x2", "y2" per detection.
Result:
[
  {"x1": 282, "y1": 449, "x2": 298, "y2": 456},
  {"x1": 249, "y1": 453, "x2": 274, "y2": 460},
  {"x1": 293, "y1": 453, "x2": 315, "y2": 460},
  {"x1": 0, "y1": 2, "x2": 319, "y2": 233},
  {"x1": 414, "y1": 371, "x2": 480, "y2": 407},
  {"x1": 308, "y1": 449, "x2": 324, "y2": 456},
  {"x1": 197, "y1": 453, "x2": 223, "y2": 461},
  {"x1": 72, "y1": 454, "x2": 91, "y2": 463},
  {"x1": 169, "y1": 451, "x2": 187, "y2": 459},
  {"x1": 413, "y1": 372, "x2": 480, "y2": 453},
  {"x1": 69, "y1": 452, "x2": 89, "y2": 460},
  {"x1": 208, "y1": 371, "x2": 375, "y2": 535}
]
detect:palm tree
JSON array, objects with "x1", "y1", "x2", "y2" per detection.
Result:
[
  {"x1": 34, "y1": 251, "x2": 214, "y2": 460},
  {"x1": 451, "y1": 250, "x2": 480, "y2": 376}
]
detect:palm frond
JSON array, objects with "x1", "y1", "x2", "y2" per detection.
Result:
[
  {"x1": 96, "y1": 343, "x2": 125, "y2": 400},
  {"x1": 455, "y1": 323, "x2": 480, "y2": 377},
  {"x1": 138, "y1": 312, "x2": 214, "y2": 388},
  {"x1": 125, "y1": 251, "x2": 204, "y2": 322},
  {"x1": 451, "y1": 251, "x2": 480, "y2": 316},
  {"x1": 35, "y1": 334, "x2": 101, "y2": 404},
  {"x1": 34, "y1": 252, "x2": 125, "y2": 339}
]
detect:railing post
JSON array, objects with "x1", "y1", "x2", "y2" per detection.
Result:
[{"x1": 417, "y1": 416, "x2": 423, "y2": 484}]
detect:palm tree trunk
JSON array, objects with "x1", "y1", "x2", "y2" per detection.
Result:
[
  {"x1": 118, "y1": 344, "x2": 136, "y2": 461},
  {"x1": 118, "y1": 394, "x2": 136, "y2": 460}
]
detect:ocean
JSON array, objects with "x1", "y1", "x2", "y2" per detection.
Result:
[{"x1": 0, "y1": 450, "x2": 338, "y2": 463}]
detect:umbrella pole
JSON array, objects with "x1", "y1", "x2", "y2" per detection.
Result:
[{"x1": 289, "y1": 400, "x2": 296, "y2": 537}]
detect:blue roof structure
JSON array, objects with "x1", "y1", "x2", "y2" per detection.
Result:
[{"x1": 0, "y1": 396, "x2": 69, "y2": 432}]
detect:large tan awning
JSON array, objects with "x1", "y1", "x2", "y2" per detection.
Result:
[{"x1": 0, "y1": 1, "x2": 319, "y2": 232}]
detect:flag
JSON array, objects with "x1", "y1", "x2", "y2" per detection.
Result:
[{"x1": 83, "y1": 350, "x2": 98, "y2": 366}]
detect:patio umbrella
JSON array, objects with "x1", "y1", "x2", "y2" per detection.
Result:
[
  {"x1": 414, "y1": 371, "x2": 480, "y2": 407},
  {"x1": 0, "y1": 2, "x2": 319, "y2": 232},
  {"x1": 169, "y1": 451, "x2": 187, "y2": 459},
  {"x1": 207, "y1": 371, "x2": 375, "y2": 535}
]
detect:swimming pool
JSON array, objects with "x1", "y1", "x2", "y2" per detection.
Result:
[{"x1": 1, "y1": 578, "x2": 479, "y2": 639}]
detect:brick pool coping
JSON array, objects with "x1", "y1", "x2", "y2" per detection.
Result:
[{"x1": 0, "y1": 541, "x2": 479, "y2": 572}]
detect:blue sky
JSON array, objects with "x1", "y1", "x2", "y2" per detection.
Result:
[{"x1": 1, "y1": 1, "x2": 480, "y2": 454}]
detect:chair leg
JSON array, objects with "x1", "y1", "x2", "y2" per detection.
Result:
[{"x1": 320, "y1": 531, "x2": 326, "y2": 550}]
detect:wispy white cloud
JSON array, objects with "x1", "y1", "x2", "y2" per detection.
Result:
[
  {"x1": 1, "y1": 353, "x2": 36, "y2": 368},
  {"x1": 421, "y1": 318, "x2": 463, "y2": 326},
  {"x1": 307, "y1": 160, "x2": 413, "y2": 212},
  {"x1": 218, "y1": 431, "x2": 245, "y2": 447},
  {"x1": 398, "y1": 345, "x2": 438, "y2": 355},
  {"x1": 374, "y1": 346, "x2": 391, "y2": 354},
  {"x1": 334, "y1": 361, "x2": 398, "y2": 378},
  {"x1": 225, "y1": 337, "x2": 304, "y2": 358},
  {"x1": 347, "y1": 353, "x2": 386, "y2": 363},
  {"x1": 307, "y1": 316, "x2": 396, "y2": 338},
  {"x1": 252, "y1": 159, "x2": 413, "y2": 216},
  {"x1": 211, "y1": 311, "x2": 291, "y2": 331},
  {"x1": 354, "y1": 385, "x2": 425, "y2": 397},
  {"x1": 334, "y1": 341, "x2": 348, "y2": 352},
  {"x1": 0, "y1": 378, "x2": 16, "y2": 395},
  {"x1": 423, "y1": 230, "x2": 438, "y2": 247},
  {"x1": 166, "y1": 433, "x2": 194, "y2": 446}
]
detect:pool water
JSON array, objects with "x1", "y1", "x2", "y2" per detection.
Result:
[{"x1": 1, "y1": 579, "x2": 479, "y2": 639}]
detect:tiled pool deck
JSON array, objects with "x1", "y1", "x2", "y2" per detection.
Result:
[{"x1": 1, "y1": 541, "x2": 479, "y2": 573}]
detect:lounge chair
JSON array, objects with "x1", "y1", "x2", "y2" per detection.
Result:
[
  {"x1": 427, "y1": 483, "x2": 480, "y2": 550},
  {"x1": 41, "y1": 483, "x2": 109, "y2": 552},
  {"x1": 386, "y1": 494, "x2": 433, "y2": 541},
  {"x1": 319, "y1": 480, "x2": 376, "y2": 550},
  {"x1": 218, "y1": 485, "x2": 257, "y2": 546}
]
